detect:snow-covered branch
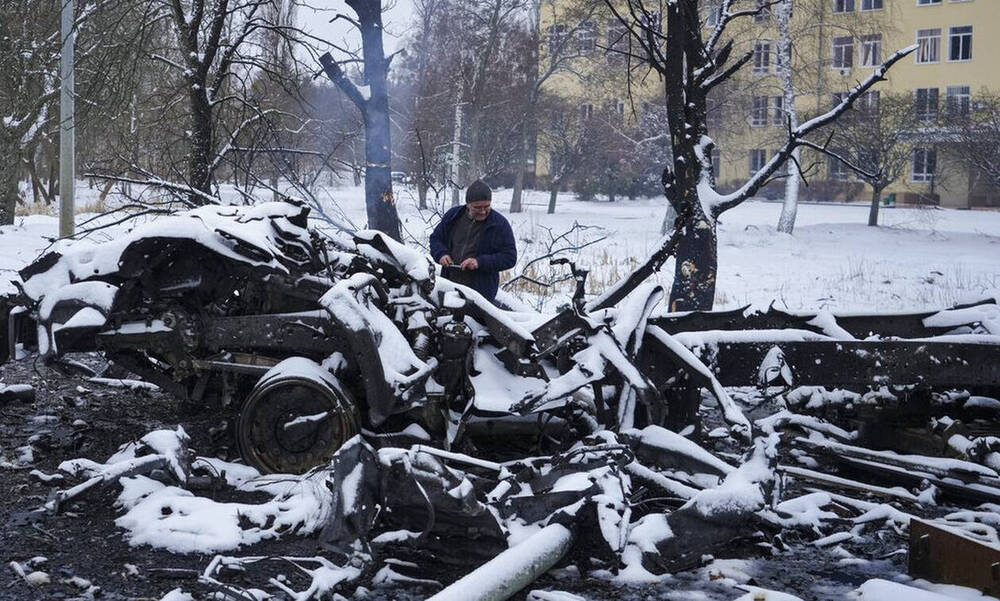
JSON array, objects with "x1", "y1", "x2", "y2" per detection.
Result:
[{"x1": 706, "y1": 44, "x2": 917, "y2": 216}]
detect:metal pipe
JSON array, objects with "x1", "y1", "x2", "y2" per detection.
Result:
[{"x1": 426, "y1": 523, "x2": 574, "y2": 601}]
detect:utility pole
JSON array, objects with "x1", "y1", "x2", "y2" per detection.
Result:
[{"x1": 59, "y1": 0, "x2": 75, "y2": 237}]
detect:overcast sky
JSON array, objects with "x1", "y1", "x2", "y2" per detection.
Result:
[{"x1": 301, "y1": 0, "x2": 418, "y2": 57}]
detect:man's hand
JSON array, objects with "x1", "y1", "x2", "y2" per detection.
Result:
[
  {"x1": 439, "y1": 255, "x2": 453, "y2": 267},
  {"x1": 460, "y1": 257, "x2": 479, "y2": 271}
]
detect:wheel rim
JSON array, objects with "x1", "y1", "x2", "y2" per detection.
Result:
[{"x1": 237, "y1": 376, "x2": 358, "y2": 474}]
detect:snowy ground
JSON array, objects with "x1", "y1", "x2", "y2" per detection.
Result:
[
  {"x1": 7, "y1": 182, "x2": 998, "y2": 311},
  {"x1": 2, "y1": 184, "x2": 999, "y2": 601}
]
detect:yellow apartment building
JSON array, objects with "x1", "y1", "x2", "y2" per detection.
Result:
[{"x1": 538, "y1": 0, "x2": 1000, "y2": 208}]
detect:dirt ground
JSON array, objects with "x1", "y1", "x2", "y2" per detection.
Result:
[{"x1": 0, "y1": 354, "x2": 921, "y2": 601}]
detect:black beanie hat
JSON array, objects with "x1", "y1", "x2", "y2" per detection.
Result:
[{"x1": 465, "y1": 179, "x2": 492, "y2": 204}]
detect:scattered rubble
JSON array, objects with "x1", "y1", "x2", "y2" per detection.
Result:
[{"x1": 1, "y1": 201, "x2": 998, "y2": 600}]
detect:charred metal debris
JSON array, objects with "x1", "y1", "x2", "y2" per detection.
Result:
[{"x1": 3, "y1": 201, "x2": 1000, "y2": 599}]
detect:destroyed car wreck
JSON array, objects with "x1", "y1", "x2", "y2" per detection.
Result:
[{"x1": 3, "y1": 200, "x2": 1000, "y2": 600}]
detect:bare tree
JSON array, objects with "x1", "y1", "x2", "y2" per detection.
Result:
[
  {"x1": 830, "y1": 93, "x2": 921, "y2": 226},
  {"x1": 319, "y1": 0, "x2": 402, "y2": 241},
  {"x1": 537, "y1": 94, "x2": 595, "y2": 214},
  {"x1": 947, "y1": 91, "x2": 1000, "y2": 200},
  {"x1": 0, "y1": 0, "x2": 151, "y2": 223},
  {"x1": 508, "y1": 0, "x2": 604, "y2": 212},
  {"x1": 596, "y1": 0, "x2": 913, "y2": 311}
]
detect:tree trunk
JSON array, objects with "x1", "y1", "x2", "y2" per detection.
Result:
[
  {"x1": 868, "y1": 185, "x2": 882, "y2": 226},
  {"x1": 663, "y1": 2, "x2": 717, "y2": 312},
  {"x1": 547, "y1": 180, "x2": 559, "y2": 214},
  {"x1": 449, "y1": 99, "x2": 464, "y2": 208},
  {"x1": 668, "y1": 204, "x2": 718, "y2": 311},
  {"x1": 188, "y1": 85, "x2": 214, "y2": 203},
  {"x1": 0, "y1": 135, "x2": 19, "y2": 225},
  {"x1": 417, "y1": 179, "x2": 429, "y2": 210},
  {"x1": 776, "y1": 0, "x2": 799, "y2": 234},
  {"x1": 509, "y1": 121, "x2": 529, "y2": 213},
  {"x1": 352, "y1": 0, "x2": 401, "y2": 241},
  {"x1": 777, "y1": 148, "x2": 800, "y2": 234}
]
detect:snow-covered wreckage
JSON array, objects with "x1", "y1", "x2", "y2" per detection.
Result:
[{"x1": 3, "y1": 200, "x2": 1000, "y2": 599}]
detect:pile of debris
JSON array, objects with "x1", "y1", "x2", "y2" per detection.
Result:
[{"x1": 3, "y1": 201, "x2": 1000, "y2": 600}]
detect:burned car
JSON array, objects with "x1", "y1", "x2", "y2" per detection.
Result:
[{"x1": 4, "y1": 201, "x2": 1000, "y2": 597}]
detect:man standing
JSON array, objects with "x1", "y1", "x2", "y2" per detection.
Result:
[{"x1": 429, "y1": 180, "x2": 516, "y2": 303}]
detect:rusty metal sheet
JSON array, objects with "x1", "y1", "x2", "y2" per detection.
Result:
[{"x1": 909, "y1": 519, "x2": 1000, "y2": 595}]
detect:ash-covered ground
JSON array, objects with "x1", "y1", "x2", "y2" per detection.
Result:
[{"x1": 2, "y1": 354, "x2": 987, "y2": 601}]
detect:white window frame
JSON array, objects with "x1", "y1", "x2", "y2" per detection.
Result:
[
  {"x1": 861, "y1": 0, "x2": 883, "y2": 10},
  {"x1": 859, "y1": 90, "x2": 880, "y2": 112},
  {"x1": 912, "y1": 148, "x2": 936, "y2": 182},
  {"x1": 575, "y1": 21, "x2": 596, "y2": 56},
  {"x1": 770, "y1": 96, "x2": 785, "y2": 126},
  {"x1": 832, "y1": 36, "x2": 854, "y2": 70},
  {"x1": 705, "y1": 2, "x2": 723, "y2": 27},
  {"x1": 917, "y1": 0, "x2": 942, "y2": 5},
  {"x1": 753, "y1": 40, "x2": 772, "y2": 74},
  {"x1": 711, "y1": 148, "x2": 721, "y2": 180},
  {"x1": 946, "y1": 85, "x2": 971, "y2": 116},
  {"x1": 833, "y1": 0, "x2": 855, "y2": 13},
  {"x1": 915, "y1": 87, "x2": 939, "y2": 121},
  {"x1": 755, "y1": 0, "x2": 771, "y2": 21},
  {"x1": 948, "y1": 26, "x2": 973, "y2": 62},
  {"x1": 828, "y1": 151, "x2": 849, "y2": 181},
  {"x1": 750, "y1": 96, "x2": 768, "y2": 127},
  {"x1": 606, "y1": 19, "x2": 627, "y2": 63},
  {"x1": 861, "y1": 34, "x2": 881, "y2": 66},
  {"x1": 580, "y1": 103, "x2": 594, "y2": 121},
  {"x1": 749, "y1": 149, "x2": 767, "y2": 177},
  {"x1": 916, "y1": 28, "x2": 941, "y2": 64},
  {"x1": 546, "y1": 24, "x2": 569, "y2": 55}
]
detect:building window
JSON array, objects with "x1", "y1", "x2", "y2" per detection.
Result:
[
  {"x1": 916, "y1": 29, "x2": 941, "y2": 63},
  {"x1": 912, "y1": 148, "x2": 936, "y2": 182},
  {"x1": 831, "y1": 91, "x2": 848, "y2": 109},
  {"x1": 949, "y1": 26, "x2": 972, "y2": 61},
  {"x1": 750, "y1": 149, "x2": 767, "y2": 176},
  {"x1": 915, "y1": 88, "x2": 939, "y2": 121},
  {"x1": 832, "y1": 36, "x2": 854, "y2": 69},
  {"x1": 705, "y1": 2, "x2": 723, "y2": 26},
  {"x1": 859, "y1": 90, "x2": 880, "y2": 112},
  {"x1": 833, "y1": 0, "x2": 854, "y2": 13},
  {"x1": 861, "y1": 34, "x2": 881, "y2": 66},
  {"x1": 750, "y1": 96, "x2": 768, "y2": 126},
  {"x1": 917, "y1": 0, "x2": 941, "y2": 4},
  {"x1": 575, "y1": 21, "x2": 596, "y2": 55},
  {"x1": 828, "y1": 151, "x2": 848, "y2": 181},
  {"x1": 946, "y1": 86, "x2": 971, "y2": 116},
  {"x1": 770, "y1": 96, "x2": 785, "y2": 125},
  {"x1": 753, "y1": 40, "x2": 771, "y2": 73},
  {"x1": 755, "y1": 0, "x2": 771, "y2": 21},
  {"x1": 711, "y1": 148, "x2": 721, "y2": 180},
  {"x1": 606, "y1": 19, "x2": 627, "y2": 63},
  {"x1": 580, "y1": 103, "x2": 594, "y2": 121},
  {"x1": 546, "y1": 24, "x2": 569, "y2": 55},
  {"x1": 861, "y1": 0, "x2": 882, "y2": 10}
]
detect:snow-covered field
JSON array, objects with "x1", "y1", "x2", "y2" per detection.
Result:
[
  {"x1": 7, "y1": 183, "x2": 999, "y2": 313},
  {"x1": 3, "y1": 184, "x2": 1000, "y2": 601}
]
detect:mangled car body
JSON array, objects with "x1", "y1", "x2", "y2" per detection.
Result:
[{"x1": 4, "y1": 201, "x2": 1000, "y2": 596}]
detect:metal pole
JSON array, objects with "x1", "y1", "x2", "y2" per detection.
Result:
[
  {"x1": 59, "y1": 0, "x2": 75, "y2": 237},
  {"x1": 426, "y1": 523, "x2": 574, "y2": 601}
]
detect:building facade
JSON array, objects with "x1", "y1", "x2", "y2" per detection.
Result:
[{"x1": 538, "y1": 0, "x2": 1000, "y2": 208}]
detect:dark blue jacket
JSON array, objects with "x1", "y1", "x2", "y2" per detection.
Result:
[{"x1": 429, "y1": 206, "x2": 517, "y2": 301}]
